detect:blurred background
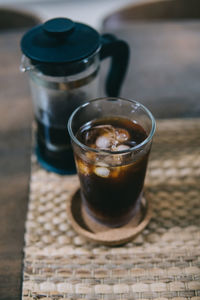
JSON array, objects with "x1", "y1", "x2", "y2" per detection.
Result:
[{"x1": 0, "y1": 0, "x2": 137, "y2": 29}]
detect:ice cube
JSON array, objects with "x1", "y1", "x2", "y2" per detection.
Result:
[
  {"x1": 96, "y1": 135, "x2": 111, "y2": 149},
  {"x1": 104, "y1": 144, "x2": 131, "y2": 166},
  {"x1": 86, "y1": 151, "x2": 97, "y2": 162},
  {"x1": 94, "y1": 167, "x2": 110, "y2": 178},
  {"x1": 96, "y1": 162, "x2": 109, "y2": 167},
  {"x1": 94, "y1": 125, "x2": 116, "y2": 150},
  {"x1": 115, "y1": 144, "x2": 130, "y2": 151},
  {"x1": 76, "y1": 159, "x2": 90, "y2": 176},
  {"x1": 85, "y1": 124, "x2": 116, "y2": 150},
  {"x1": 115, "y1": 128, "x2": 130, "y2": 143}
]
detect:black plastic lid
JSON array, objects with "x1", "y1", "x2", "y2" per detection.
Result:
[{"x1": 20, "y1": 18, "x2": 100, "y2": 64}]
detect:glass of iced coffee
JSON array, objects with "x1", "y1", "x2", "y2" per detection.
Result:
[{"x1": 68, "y1": 98, "x2": 155, "y2": 228}]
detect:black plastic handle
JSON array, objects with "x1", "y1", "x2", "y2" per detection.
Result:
[{"x1": 100, "y1": 34, "x2": 130, "y2": 97}]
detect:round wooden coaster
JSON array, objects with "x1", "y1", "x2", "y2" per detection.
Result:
[{"x1": 66, "y1": 189, "x2": 152, "y2": 246}]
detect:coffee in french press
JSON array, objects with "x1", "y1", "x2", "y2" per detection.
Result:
[{"x1": 20, "y1": 18, "x2": 129, "y2": 174}]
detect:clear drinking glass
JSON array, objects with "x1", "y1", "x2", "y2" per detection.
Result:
[{"x1": 68, "y1": 97, "x2": 156, "y2": 227}]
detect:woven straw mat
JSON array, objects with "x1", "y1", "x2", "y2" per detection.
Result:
[{"x1": 23, "y1": 119, "x2": 200, "y2": 300}]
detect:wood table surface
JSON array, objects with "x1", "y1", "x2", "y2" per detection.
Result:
[
  {"x1": 0, "y1": 29, "x2": 32, "y2": 300},
  {"x1": 1, "y1": 18, "x2": 200, "y2": 299}
]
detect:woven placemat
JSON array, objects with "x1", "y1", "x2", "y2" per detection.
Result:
[{"x1": 22, "y1": 119, "x2": 200, "y2": 300}]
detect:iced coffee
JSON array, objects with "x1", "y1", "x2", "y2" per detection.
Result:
[{"x1": 68, "y1": 98, "x2": 155, "y2": 227}]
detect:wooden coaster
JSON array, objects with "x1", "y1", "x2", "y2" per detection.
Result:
[{"x1": 67, "y1": 189, "x2": 152, "y2": 246}]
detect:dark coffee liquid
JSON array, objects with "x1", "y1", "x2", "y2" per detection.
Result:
[
  {"x1": 75, "y1": 117, "x2": 149, "y2": 227},
  {"x1": 36, "y1": 118, "x2": 75, "y2": 173}
]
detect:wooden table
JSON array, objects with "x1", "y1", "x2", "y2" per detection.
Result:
[
  {"x1": 0, "y1": 30, "x2": 32, "y2": 300},
  {"x1": 1, "y1": 18, "x2": 200, "y2": 299}
]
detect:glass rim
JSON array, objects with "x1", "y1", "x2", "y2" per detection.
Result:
[{"x1": 68, "y1": 97, "x2": 156, "y2": 155}]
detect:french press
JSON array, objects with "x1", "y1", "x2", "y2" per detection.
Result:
[{"x1": 20, "y1": 18, "x2": 129, "y2": 174}]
